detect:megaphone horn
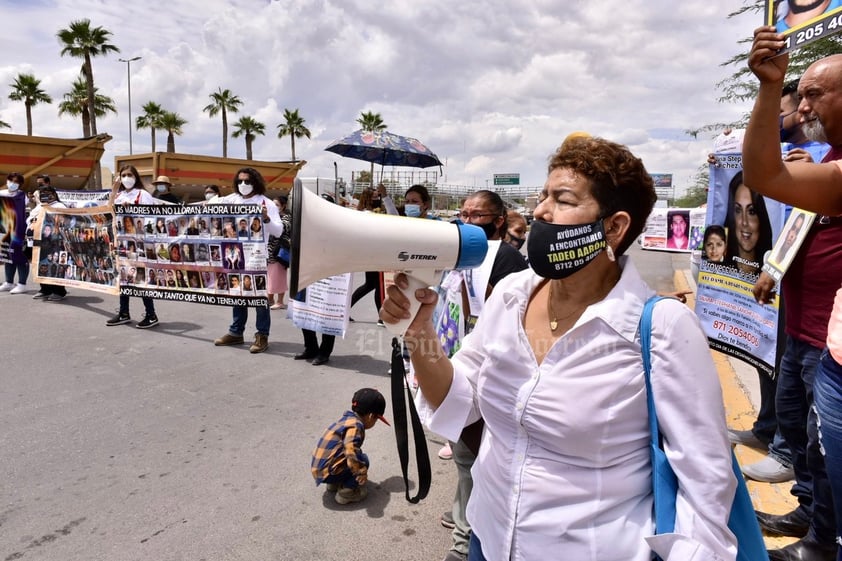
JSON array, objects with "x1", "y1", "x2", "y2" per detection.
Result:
[{"x1": 289, "y1": 182, "x2": 488, "y2": 332}]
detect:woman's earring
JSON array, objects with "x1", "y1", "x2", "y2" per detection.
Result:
[{"x1": 606, "y1": 245, "x2": 616, "y2": 262}]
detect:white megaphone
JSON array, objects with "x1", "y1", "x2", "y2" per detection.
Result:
[{"x1": 289, "y1": 181, "x2": 488, "y2": 334}]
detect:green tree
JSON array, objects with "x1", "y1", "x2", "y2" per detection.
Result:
[
  {"x1": 203, "y1": 88, "x2": 243, "y2": 158},
  {"x1": 276, "y1": 108, "x2": 311, "y2": 162},
  {"x1": 136, "y1": 101, "x2": 165, "y2": 152},
  {"x1": 159, "y1": 111, "x2": 187, "y2": 153},
  {"x1": 232, "y1": 116, "x2": 266, "y2": 160},
  {"x1": 57, "y1": 19, "x2": 119, "y2": 138},
  {"x1": 8, "y1": 73, "x2": 53, "y2": 136},
  {"x1": 356, "y1": 110, "x2": 387, "y2": 186},
  {"x1": 675, "y1": 164, "x2": 710, "y2": 207},
  {"x1": 57, "y1": 76, "x2": 116, "y2": 137}
]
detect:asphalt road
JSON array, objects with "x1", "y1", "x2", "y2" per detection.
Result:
[{"x1": 0, "y1": 244, "x2": 683, "y2": 561}]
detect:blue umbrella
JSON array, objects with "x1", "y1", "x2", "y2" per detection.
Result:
[{"x1": 325, "y1": 129, "x2": 443, "y2": 169}]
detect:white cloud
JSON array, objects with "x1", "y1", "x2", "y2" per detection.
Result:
[{"x1": 0, "y1": 0, "x2": 759, "y2": 190}]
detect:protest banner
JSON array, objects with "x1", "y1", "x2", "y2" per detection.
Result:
[
  {"x1": 55, "y1": 189, "x2": 110, "y2": 208},
  {"x1": 289, "y1": 273, "x2": 352, "y2": 337},
  {"x1": 695, "y1": 155, "x2": 787, "y2": 376},
  {"x1": 113, "y1": 203, "x2": 269, "y2": 307},
  {"x1": 765, "y1": 0, "x2": 842, "y2": 54},
  {"x1": 0, "y1": 194, "x2": 26, "y2": 266},
  {"x1": 32, "y1": 205, "x2": 119, "y2": 295},
  {"x1": 640, "y1": 207, "x2": 706, "y2": 252}
]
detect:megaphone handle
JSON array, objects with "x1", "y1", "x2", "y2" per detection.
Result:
[{"x1": 386, "y1": 270, "x2": 440, "y2": 336}]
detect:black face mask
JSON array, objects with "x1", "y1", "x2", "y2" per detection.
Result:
[
  {"x1": 39, "y1": 192, "x2": 56, "y2": 204},
  {"x1": 508, "y1": 234, "x2": 525, "y2": 250},
  {"x1": 478, "y1": 221, "x2": 499, "y2": 240},
  {"x1": 526, "y1": 219, "x2": 607, "y2": 279}
]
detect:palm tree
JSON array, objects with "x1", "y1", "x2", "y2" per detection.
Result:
[
  {"x1": 135, "y1": 101, "x2": 165, "y2": 152},
  {"x1": 57, "y1": 19, "x2": 119, "y2": 138},
  {"x1": 8, "y1": 73, "x2": 53, "y2": 136},
  {"x1": 276, "y1": 108, "x2": 311, "y2": 162},
  {"x1": 203, "y1": 88, "x2": 242, "y2": 158},
  {"x1": 57, "y1": 76, "x2": 116, "y2": 136},
  {"x1": 159, "y1": 111, "x2": 187, "y2": 153},
  {"x1": 356, "y1": 111, "x2": 387, "y2": 187},
  {"x1": 232, "y1": 116, "x2": 266, "y2": 160}
]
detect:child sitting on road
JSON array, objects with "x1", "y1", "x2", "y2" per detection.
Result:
[{"x1": 310, "y1": 388, "x2": 389, "y2": 505}]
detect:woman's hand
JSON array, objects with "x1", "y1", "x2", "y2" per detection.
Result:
[{"x1": 380, "y1": 272, "x2": 438, "y2": 335}]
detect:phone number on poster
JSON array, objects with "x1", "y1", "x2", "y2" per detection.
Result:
[{"x1": 712, "y1": 320, "x2": 759, "y2": 347}]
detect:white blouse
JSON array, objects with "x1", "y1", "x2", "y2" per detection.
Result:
[{"x1": 418, "y1": 257, "x2": 737, "y2": 561}]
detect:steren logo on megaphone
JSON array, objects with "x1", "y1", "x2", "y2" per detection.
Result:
[{"x1": 398, "y1": 251, "x2": 438, "y2": 262}]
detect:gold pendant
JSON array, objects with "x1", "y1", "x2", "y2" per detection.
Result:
[{"x1": 549, "y1": 320, "x2": 558, "y2": 331}]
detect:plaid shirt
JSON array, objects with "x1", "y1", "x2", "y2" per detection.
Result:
[{"x1": 311, "y1": 411, "x2": 367, "y2": 484}]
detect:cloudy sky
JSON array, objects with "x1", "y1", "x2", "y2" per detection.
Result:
[{"x1": 0, "y1": 0, "x2": 760, "y2": 195}]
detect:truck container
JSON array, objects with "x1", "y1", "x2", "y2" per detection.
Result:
[
  {"x1": 114, "y1": 152, "x2": 306, "y2": 202},
  {"x1": 0, "y1": 132, "x2": 111, "y2": 190}
]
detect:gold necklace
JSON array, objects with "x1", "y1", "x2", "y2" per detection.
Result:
[{"x1": 547, "y1": 281, "x2": 588, "y2": 331}]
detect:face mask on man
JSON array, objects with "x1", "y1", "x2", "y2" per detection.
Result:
[
  {"x1": 205, "y1": 193, "x2": 216, "y2": 201},
  {"x1": 121, "y1": 176, "x2": 136, "y2": 189},
  {"x1": 238, "y1": 181, "x2": 253, "y2": 196},
  {"x1": 404, "y1": 203, "x2": 422, "y2": 218},
  {"x1": 526, "y1": 218, "x2": 607, "y2": 279},
  {"x1": 156, "y1": 184, "x2": 167, "y2": 193},
  {"x1": 478, "y1": 221, "x2": 499, "y2": 240},
  {"x1": 7, "y1": 181, "x2": 19, "y2": 192}
]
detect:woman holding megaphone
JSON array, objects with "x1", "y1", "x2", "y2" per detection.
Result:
[{"x1": 380, "y1": 136, "x2": 738, "y2": 561}]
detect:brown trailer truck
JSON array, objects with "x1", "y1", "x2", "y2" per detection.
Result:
[
  {"x1": 0, "y1": 132, "x2": 111, "y2": 190},
  {"x1": 114, "y1": 152, "x2": 306, "y2": 203}
]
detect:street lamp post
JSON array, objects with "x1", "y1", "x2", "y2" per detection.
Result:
[{"x1": 118, "y1": 56, "x2": 141, "y2": 154}]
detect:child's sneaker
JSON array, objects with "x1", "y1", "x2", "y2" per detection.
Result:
[{"x1": 335, "y1": 485, "x2": 368, "y2": 505}]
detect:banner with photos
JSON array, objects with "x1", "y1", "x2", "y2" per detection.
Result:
[
  {"x1": 114, "y1": 204, "x2": 269, "y2": 307},
  {"x1": 694, "y1": 155, "x2": 787, "y2": 376},
  {"x1": 0, "y1": 194, "x2": 26, "y2": 265},
  {"x1": 32, "y1": 205, "x2": 119, "y2": 294},
  {"x1": 639, "y1": 207, "x2": 706, "y2": 252},
  {"x1": 289, "y1": 274, "x2": 352, "y2": 337}
]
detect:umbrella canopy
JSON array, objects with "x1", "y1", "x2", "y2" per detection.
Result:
[{"x1": 324, "y1": 129, "x2": 443, "y2": 169}]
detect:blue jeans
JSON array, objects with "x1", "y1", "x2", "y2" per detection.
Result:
[
  {"x1": 468, "y1": 532, "x2": 486, "y2": 561},
  {"x1": 4, "y1": 262, "x2": 29, "y2": 284},
  {"x1": 777, "y1": 336, "x2": 836, "y2": 544},
  {"x1": 228, "y1": 305, "x2": 270, "y2": 336},
  {"x1": 815, "y1": 350, "x2": 842, "y2": 559},
  {"x1": 322, "y1": 452, "x2": 369, "y2": 489}
]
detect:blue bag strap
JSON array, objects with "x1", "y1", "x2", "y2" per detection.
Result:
[{"x1": 641, "y1": 296, "x2": 667, "y2": 450}]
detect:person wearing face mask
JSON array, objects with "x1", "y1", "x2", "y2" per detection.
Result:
[
  {"x1": 107, "y1": 164, "x2": 162, "y2": 329},
  {"x1": 504, "y1": 209, "x2": 528, "y2": 252},
  {"x1": 152, "y1": 175, "x2": 181, "y2": 204},
  {"x1": 28, "y1": 182, "x2": 69, "y2": 301},
  {"x1": 213, "y1": 167, "x2": 283, "y2": 354},
  {"x1": 0, "y1": 172, "x2": 32, "y2": 294},
  {"x1": 380, "y1": 136, "x2": 738, "y2": 561}
]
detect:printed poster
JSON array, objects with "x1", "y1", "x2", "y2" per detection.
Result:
[
  {"x1": 289, "y1": 274, "x2": 352, "y2": 337},
  {"x1": 695, "y1": 155, "x2": 787, "y2": 376},
  {"x1": 114, "y1": 203, "x2": 269, "y2": 308},
  {"x1": 0, "y1": 194, "x2": 26, "y2": 265},
  {"x1": 640, "y1": 207, "x2": 706, "y2": 252},
  {"x1": 32, "y1": 206, "x2": 119, "y2": 295},
  {"x1": 765, "y1": 0, "x2": 842, "y2": 54}
]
